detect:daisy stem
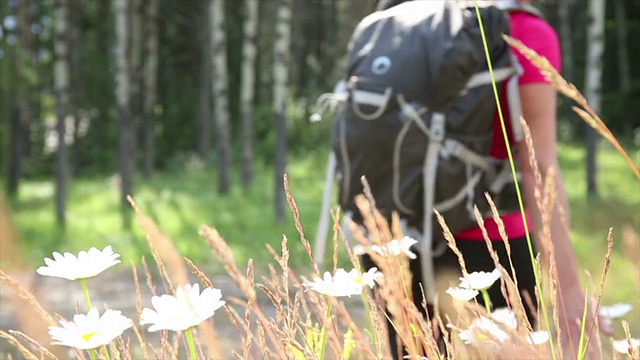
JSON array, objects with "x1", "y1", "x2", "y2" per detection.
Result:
[
  {"x1": 318, "y1": 298, "x2": 332, "y2": 360},
  {"x1": 480, "y1": 289, "x2": 492, "y2": 314},
  {"x1": 576, "y1": 286, "x2": 590, "y2": 360},
  {"x1": 185, "y1": 327, "x2": 198, "y2": 360},
  {"x1": 80, "y1": 279, "x2": 93, "y2": 309},
  {"x1": 473, "y1": 1, "x2": 556, "y2": 358},
  {"x1": 360, "y1": 292, "x2": 377, "y2": 345},
  {"x1": 102, "y1": 346, "x2": 111, "y2": 360},
  {"x1": 90, "y1": 349, "x2": 97, "y2": 360}
]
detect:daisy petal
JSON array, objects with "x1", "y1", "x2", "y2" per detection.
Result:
[{"x1": 139, "y1": 284, "x2": 225, "y2": 332}]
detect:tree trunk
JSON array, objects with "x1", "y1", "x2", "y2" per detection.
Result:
[
  {"x1": 273, "y1": 0, "x2": 292, "y2": 222},
  {"x1": 130, "y1": 0, "x2": 143, "y2": 171},
  {"x1": 240, "y1": 0, "x2": 259, "y2": 188},
  {"x1": 70, "y1": 0, "x2": 84, "y2": 176},
  {"x1": 209, "y1": 0, "x2": 232, "y2": 194},
  {"x1": 614, "y1": 0, "x2": 630, "y2": 91},
  {"x1": 7, "y1": 103, "x2": 22, "y2": 199},
  {"x1": 143, "y1": 0, "x2": 160, "y2": 178},
  {"x1": 199, "y1": 7, "x2": 212, "y2": 162},
  {"x1": 584, "y1": 0, "x2": 606, "y2": 198},
  {"x1": 557, "y1": 0, "x2": 575, "y2": 120},
  {"x1": 16, "y1": 0, "x2": 32, "y2": 180},
  {"x1": 54, "y1": 0, "x2": 71, "y2": 226},
  {"x1": 115, "y1": 0, "x2": 135, "y2": 220},
  {"x1": 7, "y1": 0, "x2": 33, "y2": 199},
  {"x1": 94, "y1": 0, "x2": 112, "y2": 155}
]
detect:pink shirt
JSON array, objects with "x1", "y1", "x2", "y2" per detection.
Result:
[{"x1": 456, "y1": 11, "x2": 562, "y2": 241}]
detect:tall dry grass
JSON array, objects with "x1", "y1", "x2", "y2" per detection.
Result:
[
  {"x1": 502, "y1": 35, "x2": 640, "y2": 182},
  {"x1": 1, "y1": 162, "x2": 635, "y2": 359}
]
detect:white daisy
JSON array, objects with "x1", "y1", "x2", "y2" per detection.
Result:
[
  {"x1": 37, "y1": 246, "x2": 121, "y2": 281},
  {"x1": 359, "y1": 267, "x2": 384, "y2": 288},
  {"x1": 599, "y1": 303, "x2": 633, "y2": 319},
  {"x1": 446, "y1": 286, "x2": 479, "y2": 301},
  {"x1": 490, "y1": 307, "x2": 517, "y2": 329},
  {"x1": 371, "y1": 237, "x2": 418, "y2": 259},
  {"x1": 303, "y1": 268, "x2": 382, "y2": 297},
  {"x1": 140, "y1": 284, "x2": 225, "y2": 332},
  {"x1": 49, "y1": 308, "x2": 132, "y2": 350},
  {"x1": 457, "y1": 316, "x2": 510, "y2": 346},
  {"x1": 459, "y1": 268, "x2": 501, "y2": 291},
  {"x1": 354, "y1": 237, "x2": 418, "y2": 259},
  {"x1": 353, "y1": 245, "x2": 367, "y2": 256},
  {"x1": 612, "y1": 338, "x2": 640, "y2": 354},
  {"x1": 527, "y1": 331, "x2": 550, "y2": 345}
]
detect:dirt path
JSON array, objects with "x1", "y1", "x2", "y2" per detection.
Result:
[
  {"x1": 0, "y1": 267, "x2": 367, "y2": 359},
  {"x1": 0, "y1": 268, "x2": 261, "y2": 358}
]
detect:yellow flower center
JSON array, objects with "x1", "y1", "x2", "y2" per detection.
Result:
[
  {"x1": 477, "y1": 333, "x2": 490, "y2": 341},
  {"x1": 82, "y1": 332, "x2": 100, "y2": 342},
  {"x1": 355, "y1": 276, "x2": 363, "y2": 284}
]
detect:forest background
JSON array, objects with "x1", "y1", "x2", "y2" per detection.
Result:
[{"x1": 0, "y1": 0, "x2": 638, "y2": 309}]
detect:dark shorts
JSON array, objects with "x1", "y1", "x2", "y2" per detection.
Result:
[{"x1": 362, "y1": 236, "x2": 538, "y2": 358}]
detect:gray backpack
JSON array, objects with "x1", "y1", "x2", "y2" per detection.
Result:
[{"x1": 313, "y1": 0, "x2": 537, "y2": 302}]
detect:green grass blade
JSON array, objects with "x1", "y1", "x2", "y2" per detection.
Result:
[
  {"x1": 577, "y1": 285, "x2": 590, "y2": 360},
  {"x1": 472, "y1": 2, "x2": 557, "y2": 358}
]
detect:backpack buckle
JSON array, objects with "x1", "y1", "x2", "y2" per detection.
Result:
[{"x1": 430, "y1": 112, "x2": 446, "y2": 142}]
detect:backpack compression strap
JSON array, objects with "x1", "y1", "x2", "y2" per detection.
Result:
[
  {"x1": 395, "y1": 60, "x2": 523, "y2": 303},
  {"x1": 311, "y1": 48, "x2": 524, "y2": 269},
  {"x1": 497, "y1": 0, "x2": 544, "y2": 18}
]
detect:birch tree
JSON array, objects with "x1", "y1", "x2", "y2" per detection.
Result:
[
  {"x1": 584, "y1": 0, "x2": 606, "y2": 197},
  {"x1": 240, "y1": 0, "x2": 259, "y2": 187},
  {"x1": 273, "y1": 0, "x2": 292, "y2": 222},
  {"x1": 54, "y1": 0, "x2": 70, "y2": 225},
  {"x1": 143, "y1": 0, "x2": 160, "y2": 178},
  {"x1": 115, "y1": 0, "x2": 135, "y2": 216},
  {"x1": 209, "y1": 0, "x2": 232, "y2": 194}
]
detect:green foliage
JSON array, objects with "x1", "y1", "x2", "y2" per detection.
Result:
[
  {"x1": 156, "y1": 82, "x2": 201, "y2": 168},
  {"x1": 559, "y1": 142, "x2": 640, "y2": 305},
  {"x1": 286, "y1": 96, "x2": 334, "y2": 155},
  {"x1": 9, "y1": 150, "x2": 331, "y2": 273},
  {"x1": 1, "y1": 0, "x2": 640, "y2": 181},
  {"x1": 8, "y1": 144, "x2": 638, "y2": 285},
  {"x1": 601, "y1": 85, "x2": 640, "y2": 135},
  {"x1": 1, "y1": 1, "x2": 639, "y2": 297},
  {"x1": 252, "y1": 96, "x2": 334, "y2": 165}
]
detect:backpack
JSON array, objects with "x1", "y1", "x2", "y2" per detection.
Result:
[{"x1": 312, "y1": 0, "x2": 538, "y2": 302}]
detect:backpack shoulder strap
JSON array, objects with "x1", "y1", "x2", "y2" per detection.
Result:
[
  {"x1": 498, "y1": 2, "x2": 544, "y2": 142},
  {"x1": 499, "y1": 1, "x2": 544, "y2": 19}
]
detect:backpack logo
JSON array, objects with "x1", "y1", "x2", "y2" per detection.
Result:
[{"x1": 371, "y1": 56, "x2": 392, "y2": 75}]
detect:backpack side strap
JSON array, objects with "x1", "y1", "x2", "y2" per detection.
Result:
[
  {"x1": 506, "y1": 53, "x2": 525, "y2": 142},
  {"x1": 464, "y1": 67, "x2": 515, "y2": 89},
  {"x1": 310, "y1": 80, "x2": 349, "y2": 122},
  {"x1": 313, "y1": 151, "x2": 337, "y2": 267},
  {"x1": 420, "y1": 112, "x2": 447, "y2": 303},
  {"x1": 348, "y1": 77, "x2": 394, "y2": 121},
  {"x1": 441, "y1": 139, "x2": 490, "y2": 170}
]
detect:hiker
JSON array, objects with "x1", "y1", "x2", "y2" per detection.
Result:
[{"x1": 313, "y1": 0, "x2": 612, "y2": 358}]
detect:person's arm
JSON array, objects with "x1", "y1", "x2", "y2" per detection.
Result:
[
  {"x1": 517, "y1": 83, "x2": 613, "y2": 358},
  {"x1": 510, "y1": 15, "x2": 611, "y2": 357},
  {"x1": 517, "y1": 83, "x2": 581, "y2": 285},
  {"x1": 517, "y1": 84, "x2": 579, "y2": 291}
]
